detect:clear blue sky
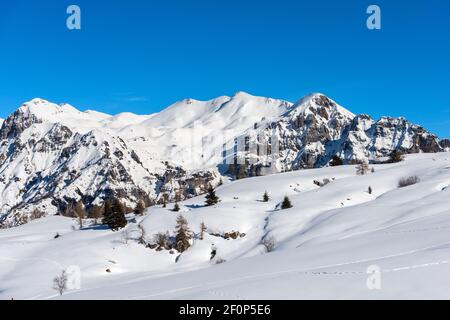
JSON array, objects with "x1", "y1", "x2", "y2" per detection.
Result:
[{"x1": 1, "y1": 0, "x2": 449, "y2": 137}]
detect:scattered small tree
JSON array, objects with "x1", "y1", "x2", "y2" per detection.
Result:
[
  {"x1": 161, "y1": 193, "x2": 169, "y2": 208},
  {"x1": 74, "y1": 200, "x2": 85, "y2": 229},
  {"x1": 53, "y1": 270, "x2": 68, "y2": 296},
  {"x1": 172, "y1": 202, "x2": 180, "y2": 212},
  {"x1": 135, "y1": 200, "x2": 145, "y2": 216},
  {"x1": 329, "y1": 155, "x2": 343, "y2": 167},
  {"x1": 205, "y1": 185, "x2": 219, "y2": 206},
  {"x1": 138, "y1": 225, "x2": 147, "y2": 245},
  {"x1": 368, "y1": 186, "x2": 373, "y2": 194},
  {"x1": 199, "y1": 222, "x2": 207, "y2": 240},
  {"x1": 90, "y1": 205, "x2": 103, "y2": 224},
  {"x1": 30, "y1": 209, "x2": 45, "y2": 221},
  {"x1": 175, "y1": 215, "x2": 192, "y2": 253},
  {"x1": 281, "y1": 196, "x2": 293, "y2": 210},
  {"x1": 356, "y1": 160, "x2": 370, "y2": 175},
  {"x1": 389, "y1": 150, "x2": 405, "y2": 163},
  {"x1": 371, "y1": 167, "x2": 375, "y2": 173},
  {"x1": 154, "y1": 232, "x2": 170, "y2": 250},
  {"x1": 262, "y1": 191, "x2": 270, "y2": 202},
  {"x1": 102, "y1": 198, "x2": 127, "y2": 231},
  {"x1": 262, "y1": 236, "x2": 276, "y2": 253}
]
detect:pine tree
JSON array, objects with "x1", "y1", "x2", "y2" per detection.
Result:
[
  {"x1": 281, "y1": 196, "x2": 293, "y2": 209},
  {"x1": 199, "y1": 222, "x2": 207, "y2": 240},
  {"x1": 263, "y1": 191, "x2": 270, "y2": 202},
  {"x1": 102, "y1": 198, "x2": 127, "y2": 231},
  {"x1": 172, "y1": 202, "x2": 180, "y2": 212},
  {"x1": 368, "y1": 186, "x2": 373, "y2": 194},
  {"x1": 330, "y1": 155, "x2": 344, "y2": 167},
  {"x1": 175, "y1": 215, "x2": 191, "y2": 253},
  {"x1": 135, "y1": 200, "x2": 145, "y2": 215},
  {"x1": 356, "y1": 160, "x2": 370, "y2": 175},
  {"x1": 205, "y1": 185, "x2": 219, "y2": 206}
]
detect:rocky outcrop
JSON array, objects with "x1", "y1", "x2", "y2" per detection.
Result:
[{"x1": 226, "y1": 94, "x2": 446, "y2": 177}]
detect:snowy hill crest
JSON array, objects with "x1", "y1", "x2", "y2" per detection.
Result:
[{"x1": 0, "y1": 92, "x2": 447, "y2": 227}]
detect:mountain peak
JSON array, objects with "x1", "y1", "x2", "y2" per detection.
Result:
[{"x1": 289, "y1": 93, "x2": 355, "y2": 120}]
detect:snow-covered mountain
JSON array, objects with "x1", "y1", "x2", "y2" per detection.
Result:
[
  {"x1": 1, "y1": 153, "x2": 450, "y2": 299},
  {"x1": 0, "y1": 93, "x2": 447, "y2": 227}
]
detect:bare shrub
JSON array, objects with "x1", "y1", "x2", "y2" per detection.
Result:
[
  {"x1": 154, "y1": 232, "x2": 170, "y2": 250},
  {"x1": 389, "y1": 150, "x2": 405, "y2": 163},
  {"x1": 121, "y1": 229, "x2": 131, "y2": 244},
  {"x1": 30, "y1": 209, "x2": 45, "y2": 221},
  {"x1": 214, "y1": 257, "x2": 226, "y2": 265},
  {"x1": 199, "y1": 222, "x2": 207, "y2": 240},
  {"x1": 53, "y1": 270, "x2": 68, "y2": 296},
  {"x1": 398, "y1": 176, "x2": 420, "y2": 188},
  {"x1": 262, "y1": 236, "x2": 276, "y2": 253}
]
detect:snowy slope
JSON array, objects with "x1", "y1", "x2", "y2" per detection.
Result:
[
  {"x1": 1, "y1": 153, "x2": 450, "y2": 299},
  {"x1": 0, "y1": 93, "x2": 447, "y2": 227}
]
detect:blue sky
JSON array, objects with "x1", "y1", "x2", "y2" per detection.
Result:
[{"x1": 0, "y1": 0, "x2": 449, "y2": 137}]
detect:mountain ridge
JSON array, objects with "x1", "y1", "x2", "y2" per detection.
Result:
[{"x1": 0, "y1": 92, "x2": 448, "y2": 227}]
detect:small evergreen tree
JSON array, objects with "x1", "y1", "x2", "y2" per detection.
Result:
[
  {"x1": 263, "y1": 191, "x2": 270, "y2": 202},
  {"x1": 368, "y1": 186, "x2": 373, "y2": 194},
  {"x1": 172, "y1": 202, "x2": 180, "y2": 212},
  {"x1": 205, "y1": 185, "x2": 219, "y2": 206},
  {"x1": 102, "y1": 198, "x2": 127, "y2": 231},
  {"x1": 175, "y1": 215, "x2": 192, "y2": 253},
  {"x1": 135, "y1": 200, "x2": 145, "y2": 215},
  {"x1": 371, "y1": 167, "x2": 375, "y2": 173},
  {"x1": 281, "y1": 196, "x2": 293, "y2": 209},
  {"x1": 329, "y1": 155, "x2": 344, "y2": 167}
]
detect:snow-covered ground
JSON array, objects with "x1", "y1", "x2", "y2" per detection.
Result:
[{"x1": 1, "y1": 153, "x2": 450, "y2": 300}]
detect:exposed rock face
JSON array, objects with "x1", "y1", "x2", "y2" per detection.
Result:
[
  {"x1": 0, "y1": 94, "x2": 447, "y2": 227},
  {"x1": 226, "y1": 94, "x2": 446, "y2": 176},
  {"x1": 440, "y1": 139, "x2": 450, "y2": 151},
  {"x1": 0, "y1": 100, "x2": 219, "y2": 228}
]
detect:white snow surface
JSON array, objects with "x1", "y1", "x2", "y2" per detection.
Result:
[{"x1": 1, "y1": 153, "x2": 450, "y2": 299}]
